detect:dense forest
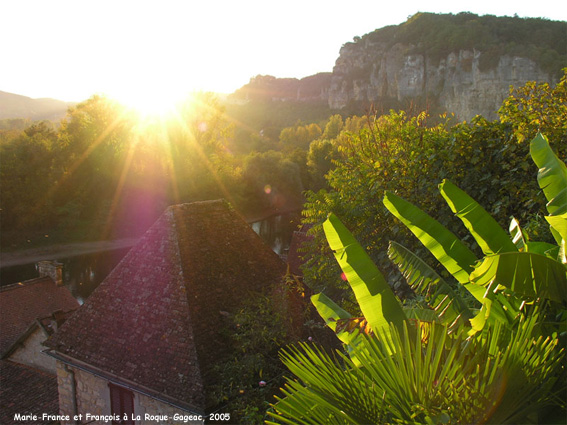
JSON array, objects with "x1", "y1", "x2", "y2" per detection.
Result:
[
  {"x1": 1, "y1": 71, "x2": 566, "y2": 256},
  {"x1": 0, "y1": 92, "x2": 339, "y2": 250}
]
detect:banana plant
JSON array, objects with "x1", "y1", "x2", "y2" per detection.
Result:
[
  {"x1": 272, "y1": 134, "x2": 566, "y2": 424},
  {"x1": 387, "y1": 241, "x2": 473, "y2": 330},
  {"x1": 321, "y1": 213, "x2": 407, "y2": 337},
  {"x1": 271, "y1": 134, "x2": 566, "y2": 425},
  {"x1": 383, "y1": 186, "x2": 521, "y2": 332},
  {"x1": 312, "y1": 134, "x2": 566, "y2": 346},
  {"x1": 384, "y1": 134, "x2": 567, "y2": 334},
  {"x1": 467, "y1": 134, "x2": 567, "y2": 331}
]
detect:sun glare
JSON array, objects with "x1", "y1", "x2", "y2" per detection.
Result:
[{"x1": 112, "y1": 88, "x2": 188, "y2": 119}]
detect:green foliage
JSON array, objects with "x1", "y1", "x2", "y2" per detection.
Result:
[
  {"x1": 279, "y1": 122, "x2": 322, "y2": 151},
  {"x1": 209, "y1": 289, "x2": 293, "y2": 424},
  {"x1": 499, "y1": 72, "x2": 567, "y2": 145},
  {"x1": 530, "y1": 133, "x2": 567, "y2": 218},
  {"x1": 301, "y1": 110, "x2": 456, "y2": 299},
  {"x1": 322, "y1": 115, "x2": 344, "y2": 140},
  {"x1": 300, "y1": 74, "x2": 567, "y2": 303},
  {"x1": 0, "y1": 121, "x2": 58, "y2": 232},
  {"x1": 2, "y1": 93, "x2": 310, "y2": 249},
  {"x1": 241, "y1": 150, "x2": 304, "y2": 213},
  {"x1": 306, "y1": 139, "x2": 338, "y2": 191},
  {"x1": 270, "y1": 315, "x2": 564, "y2": 424},
  {"x1": 272, "y1": 134, "x2": 567, "y2": 423},
  {"x1": 0, "y1": 118, "x2": 31, "y2": 131},
  {"x1": 439, "y1": 180, "x2": 518, "y2": 256},
  {"x1": 383, "y1": 190, "x2": 477, "y2": 285},
  {"x1": 224, "y1": 98, "x2": 332, "y2": 145},
  {"x1": 322, "y1": 213, "x2": 406, "y2": 339},
  {"x1": 387, "y1": 241, "x2": 473, "y2": 328}
]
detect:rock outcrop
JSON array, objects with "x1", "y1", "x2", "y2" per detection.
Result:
[{"x1": 328, "y1": 40, "x2": 557, "y2": 121}]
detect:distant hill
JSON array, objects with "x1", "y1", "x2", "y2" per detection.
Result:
[
  {"x1": 0, "y1": 91, "x2": 73, "y2": 121},
  {"x1": 231, "y1": 73, "x2": 332, "y2": 103},
  {"x1": 231, "y1": 13, "x2": 567, "y2": 121}
]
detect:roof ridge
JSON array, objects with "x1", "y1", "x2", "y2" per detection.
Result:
[{"x1": 0, "y1": 276, "x2": 53, "y2": 292}]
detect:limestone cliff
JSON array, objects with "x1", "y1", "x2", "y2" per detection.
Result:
[
  {"x1": 328, "y1": 40, "x2": 557, "y2": 121},
  {"x1": 233, "y1": 13, "x2": 566, "y2": 122}
]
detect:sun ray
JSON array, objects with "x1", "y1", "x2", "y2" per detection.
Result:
[
  {"x1": 166, "y1": 95, "x2": 240, "y2": 208},
  {"x1": 99, "y1": 131, "x2": 140, "y2": 241},
  {"x1": 25, "y1": 101, "x2": 132, "y2": 229}
]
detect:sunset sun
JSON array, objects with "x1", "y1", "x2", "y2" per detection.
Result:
[{"x1": 109, "y1": 85, "x2": 194, "y2": 119}]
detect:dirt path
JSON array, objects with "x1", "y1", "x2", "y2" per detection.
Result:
[{"x1": 0, "y1": 237, "x2": 140, "y2": 268}]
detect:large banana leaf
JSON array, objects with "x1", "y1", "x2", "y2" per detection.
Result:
[
  {"x1": 466, "y1": 281, "x2": 522, "y2": 335},
  {"x1": 323, "y1": 214, "x2": 406, "y2": 337},
  {"x1": 387, "y1": 241, "x2": 473, "y2": 325},
  {"x1": 383, "y1": 191, "x2": 477, "y2": 284},
  {"x1": 310, "y1": 293, "x2": 358, "y2": 346},
  {"x1": 509, "y1": 217, "x2": 528, "y2": 252},
  {"x1": 546, "y1": 213, "x2": 567, "y2": 265},
  {"x1": 440, "y1": 179, "x2": 517, "y2": 255},
  {"x1": 531, "y1": 133, "x2": 567, "y2": 257},
  {"x1": 470, "y1": 251, "x2": 567, "y2": 303},
  {"x1": 546, "y1": 214, "x2": 567, "y2": 244},
  {"x1": 530, "y1": 133, "x2": 567, "y2": 217}
]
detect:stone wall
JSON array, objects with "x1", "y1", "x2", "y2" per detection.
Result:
[
  {"x1": 9, "y1": 327, "x2": 56, "y2": 374},
  {"x1": 137, "y1": 393, "x2": 203, "y2": 425},
  {"x1": 56, "y1": 362, "x2": 111, "y2": 422},
  {"x1": 55, "y1": 361, "x2": 203, "y2": 424}
]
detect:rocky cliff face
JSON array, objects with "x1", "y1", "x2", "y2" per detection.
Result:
[{"x1": 328, "y1": 40, "x2": 557, "y2": 121}]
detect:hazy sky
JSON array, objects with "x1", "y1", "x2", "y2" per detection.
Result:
[{"x1": 2, "y1": 0, "x2": 566, "y2": 106}]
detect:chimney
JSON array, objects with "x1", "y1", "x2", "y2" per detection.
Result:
[{"x1": 37, "y1": 260, "x2": 63, "y2": 286}]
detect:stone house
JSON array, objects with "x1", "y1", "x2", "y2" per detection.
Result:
[
  {"x1": 45, "y1": 200, "x2": 289, "y2": 424},
  {"x1": 0, "y1": 265, "x2": 79, "y2": 424}
]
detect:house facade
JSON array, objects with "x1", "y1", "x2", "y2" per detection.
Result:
[{"x1": 0, "y1": 267, "x2": 79, "y2": 424}]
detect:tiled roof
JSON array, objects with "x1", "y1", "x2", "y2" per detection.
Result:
[
  {"x1": 45, "y1": 200, "x2": 287, "y2": 412},
  {"x1": 0, "y1": 277, "x2": 79, "y2": 357},
  {"x1": 0, "y1": 360, "x2": 59, "y2": 424}
]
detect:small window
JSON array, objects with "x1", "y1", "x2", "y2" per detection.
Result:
[{"x1": 109, "y1": 383, "x2": 135, "y2": 425}]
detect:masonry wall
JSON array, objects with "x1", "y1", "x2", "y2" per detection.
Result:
[
  {"x1": 55, "y1": 362, "x2": 203, "y2": 425},
  {"x1": 9, "y1": 327, "x2": 56, "y2": 373},
  {"x1": 56, "y1": 361, "x2": 111, "y2": 423},
  {"x1": 137, "y1": 393, "x2": 203, "y2": 425}
]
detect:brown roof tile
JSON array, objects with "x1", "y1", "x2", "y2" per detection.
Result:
[
  {"x1": 0, "y1": 277, "x2": 79, "y2": 357},
  {"x1": 45, "y1": 200, "x2": 287, "y2": 411},
  {"x1": 0, "y1": 360, "x2": 59, "y2": 424}
]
